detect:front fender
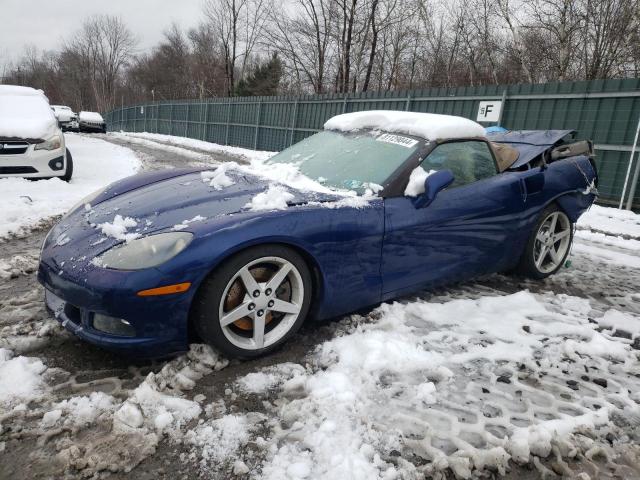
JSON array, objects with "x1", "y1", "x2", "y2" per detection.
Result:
[{"x1": 156, "y1": 200, "x2": 385, "y2": 320}]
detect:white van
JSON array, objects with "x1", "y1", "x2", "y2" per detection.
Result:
[{"x1": 0, "y1": 86, "x2": 73, "y2": 180}]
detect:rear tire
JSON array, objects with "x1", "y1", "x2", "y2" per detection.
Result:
[
  {"x1": 191, "y1": 245, "x2": 312, "y2": 359},
  {"x1": 61, "y1": 149, "x2": 73, "y2": 182},
  {"x1": 517, "y1": 204, "x2": 573, "y2": 279}
]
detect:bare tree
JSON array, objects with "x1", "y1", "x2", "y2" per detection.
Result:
[
  {"x1": 265, "y1": 0, "x2": 335, "y2": 93},
  {"x1": 63, "y1": 15, "x2": 136, "y2": 111},
  {"x1": 495, "y1": 0, "x2": 534, "y2": 82},
  {"x1": 580, "y1": 0, "x2": 639, "y2": 79},
  {"x1": 204, "y1": 0, "x2": 269, "y2": 95}
]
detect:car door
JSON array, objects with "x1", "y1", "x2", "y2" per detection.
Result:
[{"x1": 381, "y1": 140, "x2": 526, "y2": 299}]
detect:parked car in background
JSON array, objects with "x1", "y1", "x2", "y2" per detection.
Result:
[
  {"x1": 51, "y1": 105, "x2": 79, "y2": 132},
  {"x1": 0, "y1": 85, "x2": 73, "y2": 180},
  {"x1": 78, "y1": 111, "x2": 107, "y2": 133},
  {"x1": 39, "y1": 111, "x2": 597, "y2": 359}
]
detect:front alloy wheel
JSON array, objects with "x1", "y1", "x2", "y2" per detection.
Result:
[
  {"x1": 219, "y1": 256, "x2": 304, "y2": 350},
  {"x1": 192, "y1": 245, "x2": 312, "y2": 358},
  {"x1": 533, "y1": 211, "x2": 572, "y2": 274},
  {"x1": 518, "y1": 205, "x2": 573, "y2": 279}
]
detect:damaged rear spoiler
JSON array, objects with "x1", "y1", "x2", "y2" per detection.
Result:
[{"x1": 550, "y1": 140, "x2": 594, "y2": 161}]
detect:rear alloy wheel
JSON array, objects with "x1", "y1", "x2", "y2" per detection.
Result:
[
  {"x1": 192, "y1": 246, "x2": 312, "y2": 358},
  {"x1": 518, "y1": 205, "x2": 573, "y2": 279}
]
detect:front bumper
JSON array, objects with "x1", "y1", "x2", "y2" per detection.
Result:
[
  {"x1": 79, "y1": 122, "x2": 106, "y2": 133},
  {"x1": 0, "y1": 144, "x2": 67, "y2": 178},
  {"x1": 38, "y1": 259, "x2": 192, "y2": 358}
]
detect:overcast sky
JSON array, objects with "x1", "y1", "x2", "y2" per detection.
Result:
[{"x1": 0, "y1": 0, "x2": 204, "y2": 68}]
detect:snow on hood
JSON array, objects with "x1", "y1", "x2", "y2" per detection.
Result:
[
  {"x1": 0, "y1": 86, "x2": 58, "y2": 140},
  {"x1": 324, "y1": 110, "x2": 486, "y2": 141},
  {"x1": 79, "y1": 111, "x2": 104, "y2": 123}
]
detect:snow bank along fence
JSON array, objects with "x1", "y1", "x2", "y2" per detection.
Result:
[{"x1": 105, "y1": 78, "x2": 640, "y2": 209}]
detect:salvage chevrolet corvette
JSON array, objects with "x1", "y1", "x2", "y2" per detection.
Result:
[{"x1": 38, "y1": 111, "x2": 598, "y2": 358}]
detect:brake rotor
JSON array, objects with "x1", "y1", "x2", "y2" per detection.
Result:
[{"x1": 224, "y1": 266, "x2": 291, "y2": 331}]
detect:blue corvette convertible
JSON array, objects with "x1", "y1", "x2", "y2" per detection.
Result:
[{"x1": 38, "y1": 111, "x2": 598, "y2": 358}]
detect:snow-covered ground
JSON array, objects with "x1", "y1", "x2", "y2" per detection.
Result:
[
  {"x1": 1, "y1": 133, "x2": 639, "y2": 479},
  {"x1": 0, "y1": 134, "x2": 140, "y2": 239},
  {"x1": 110, "y1": 131, "x2": 275, "y2": 163}
]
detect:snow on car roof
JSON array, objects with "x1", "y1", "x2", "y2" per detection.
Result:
[
  {"x1": 0, "y1": 85, "x2": 48, "y2": 99},
  {"x1": 79, "y1": 111, "x2": 104, "y2": 122},
  {"x1": 0, "y1": 86, "x2": 58, "y2": 140},
  {"x1": 324, "y1": 110, "x2": 486, "y2": 141}
]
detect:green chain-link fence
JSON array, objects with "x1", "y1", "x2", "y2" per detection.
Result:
[{"x1": 105, "y1": 78, "x2": 640, "y2": 207}]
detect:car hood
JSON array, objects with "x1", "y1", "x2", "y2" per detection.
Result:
[
  {"x1": 84, "y1": 168, "x2": 339, "y2": 236},
  {"x1": 42, "y1": 167, "x2": 354, "y2": 273}
]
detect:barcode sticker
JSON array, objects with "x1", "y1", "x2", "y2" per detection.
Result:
[{"x1": 376, "y1": 133, "x2": 419, "y2": 148}]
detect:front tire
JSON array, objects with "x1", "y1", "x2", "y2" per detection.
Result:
[
  {"x1": 192, "y1": 245, "x2": 312, "y2": 358},
  {"x1": 61, "y1": 149, "x2": 73, "y2": 182},
  {"x1": 517, "y1": 204, "x2": 573, "y2": 279}
]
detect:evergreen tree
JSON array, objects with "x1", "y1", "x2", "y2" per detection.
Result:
[{"x1": 235, "y1": 53, "x2": 283, "y2": 97}]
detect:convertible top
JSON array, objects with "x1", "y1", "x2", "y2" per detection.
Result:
[{"x1": 488, "y1": 130, "x2": 577, "y2": 170}]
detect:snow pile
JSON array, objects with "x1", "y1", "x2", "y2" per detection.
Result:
[
  {"x1": 186, "y1": 413, "x2": 264, "y2": 469},
  {"x1": 245, "y1": 185, "x2": 295, "y2": 211},
  {"x1": 172, "y1": 215, "x2": 207, "y2": 231},
  {"x1": 113, "y1": 345, "x2": 228, "y2": 436},
  {"x1": 79, "y1": 111, "x2": 104, "y2": 123},
  {"x1": 116, "y1": 132, "x2": 275, "y2": 162},
  {"x1": 574, "y1": 205, "x2": 640, "y2": 266},
  {"x1": 200, "y1": 163, "x2": 238, "y2": 190},
  {"x1": 597, "y1": 309, "x2": 640, "y2": 339},
  {"x1": 324, "y1": 110, "x2": 486, "y2": 141},
  {"x1": 0, "y1": 87, "x2": 58, "y2": 140},
  {"x1": 0, "y1": 254, "x2": 38, "y2": 280},
  {"x1": 97, "y1": 215, "x2": 140, "y2": 242},
  {"x1": 251, "y1": 157, "x2": 336, "y2": 195},
  {"x1": 404, "y1": 166, "x2": 436, "y2": 196},
  {"x1": 259, "y1": 291, "x2": 639, "y2": 479},
  {"x1": 236, "y1": 363, "x2": 306, "y2": 394},
  {"x1": 577, "y1": 204, "x2": 640, "y2": 239},
  {"x1": 0, "y1": 348, "x2": 47, "y2": 407},
  {"x1": 0, "y1": 134, "x2": 140, "y2": 239},
  {"x1": 41, "y1": 392, "x2": 116, "y2": 428}
]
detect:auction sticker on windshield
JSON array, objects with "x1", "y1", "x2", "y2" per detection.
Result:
[{"x1": 376, "y1": 133, "x2": 419, "y2": 148}]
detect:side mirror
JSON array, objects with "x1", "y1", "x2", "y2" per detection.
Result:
[{"x1": 413, "y1": 169, "x2": 454, "y2": 208}]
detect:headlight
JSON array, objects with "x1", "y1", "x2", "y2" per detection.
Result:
[
  {"x1": 97, "y1": 232, "x2": 193, "y2": 270},
  {"x1": 34, "y1": 134, "x2": 63, "y2": 151}
]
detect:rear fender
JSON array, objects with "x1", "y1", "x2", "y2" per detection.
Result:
[{"x1": 555, "y1": 191, "x2": 596, "y2": 223}]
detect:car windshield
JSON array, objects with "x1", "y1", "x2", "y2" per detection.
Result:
[{"x1": 267, "y1": 130, "x2": 422, "y2": 193}]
